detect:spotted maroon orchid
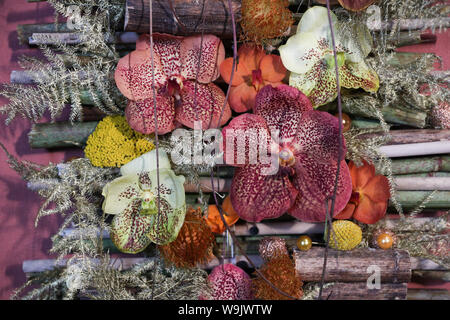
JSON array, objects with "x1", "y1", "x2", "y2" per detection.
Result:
[
  {"x1": 115, "y1": 33, "x2": 231, "y2": 134},
  {"x1": 222, "y1": 84, "x2": 352, "y2": 222}
]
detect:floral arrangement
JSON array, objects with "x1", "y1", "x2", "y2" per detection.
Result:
[{"x1": 0, "y1": 0, "x2": 449, "y2": 301}]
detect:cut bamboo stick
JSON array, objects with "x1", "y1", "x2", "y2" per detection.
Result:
[
  {"x1": 394, "y1": 177, "x2": 450, "y2": 191},
  {"x1": 391, "y1": 156, "x2": 450, "y2": 175},
  {"x1": 17, "y1": 23, "x2": 72, "y2": 45},
  {"x1": 367, "y1": 17, "x2": 450, "y2": 32},
  {"x1": 360, "y1": 129, "x2": 450, "y2": 145},
  {"x1": 379, "y1": 141, "x2": 450, "y2": 158},
  {"x1": 29, "y1": 122, "x2": 98, "y2": 149},
  {"x1": 396, "y1": 172, "x2": 450, "y2": 178},
  {"x1": 391, "y1": 191, "x2": 450, "y2": 209},
  {"x1": 28, "y1": 32, "x2": 139, "y2": 45}
]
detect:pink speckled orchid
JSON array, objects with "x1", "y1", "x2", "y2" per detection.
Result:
[
  {"x1": 279, "y1": 6, "x2": 379, "y2": 107},
  {"x1": 115, "y1": 33, "x2": 231, "y2": 134},
  {"x1": 222, "y1": 84, "x2": 352, "y2": 222}
]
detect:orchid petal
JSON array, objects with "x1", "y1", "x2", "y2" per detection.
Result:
[
  {"x1": 175, "y1": 81, "x2": 231, "y2": 130},
  {"x1": 110, "y1": 199, "x2": 154, "y2": 253},
  {"x1": 353, "y1": 195, "x2": 387, "y2": 225},
  {"x1": 102, "y1": 174, "x2": 141, "y2": 215},
  {"x1": 219, "y1": 57, "x2": 249, "y2": 86},
  {"x1": 278, "y1": 32, "x2": 322, "y2": 75},
  {"x1": 334, "y1": 202, "x2": 356, "y2": 220},
  {"x1": 228, "y1": 83, "x2": 257, "y2": 113},
  {"x1": 292, "y1": 110, "x2": 347, "y2": 159},
  {"x1": 109, "y1": 169, "x2": 186, "y2": 250},
  {"x1": 362, "y1": 175, "x2": 391, "y2": 203},
  {"x1": 236, "y1": 44, "x2": 266, "y2": 73},
  {"x1": 144, "y1": 169, "x2": 186, "y2": 245},
  {"x1": 125, "y1": 94, "x2": 176, "y2": 135},
  {"x1": 289, "y1": 71, "x2": 317, "y2": 97},
  {"x1": 297, "y1": 6, "x2": 337, "y2": 37},
  {"x1": 152, "y1": 33, "x2": 183, "y2": 79},
  {"x1": 222, "y1": 113, "x2": 277, "y2": 167},
  {"x1": 254, "y1": 85, "x2": 312, "y2": 149},
  {"x1": 114, "y1": 49, "x2": 165, "y2": 101},
  {"x1": 259, "y1": 54, "x2": 287, "y2": 83},
  {"x1": 181, "y1": 34, "x2": 225, "y2": 83},
  {"x1": 348, "y1": 160, "x2": 374, "y2": 190},
  {"x1": 289, "y1": 155, "x2": 352, "y2": 222},
  {"x1": 343, "y1": 62, "x2": 380, "y2": 92},
  {"x1": 231, "y1": 165, "x2": 298, "y2": 222},
  {"x1": 120, "y1": 149, "x2": 172, "y2": 176}
]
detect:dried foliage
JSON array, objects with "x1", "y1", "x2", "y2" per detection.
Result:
[
  {"x1": 0, "y1": 0, "x2": 126, "y2": 124},
  {"x1": 158, "y1": 207, "x2": 215, "y2": 268},
  {"x1": 252, "y1": 255, "x2": 303, "y2": 300}
]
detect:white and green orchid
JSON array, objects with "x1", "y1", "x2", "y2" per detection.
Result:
[
  {"x1": 279, "y1": 6, "x2": 379, "y2": 107},
  {"x1": 102, "y1": 149, "x2": 186, "y2": 253}
]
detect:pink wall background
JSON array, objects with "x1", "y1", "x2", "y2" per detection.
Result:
[{"x1": 0, "y1": 1, "x2": 448, "y2": 300}]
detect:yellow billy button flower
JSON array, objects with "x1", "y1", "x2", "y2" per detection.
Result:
[
  {"x1": 84, "y1": 115, "x2": 154, "y2": 168},
  {"x1": 278, "y1": 6, "x2": 379, "y2": 107},
  {"x1": 329, "y1": 220, "x2": 362, "y2": 251}
]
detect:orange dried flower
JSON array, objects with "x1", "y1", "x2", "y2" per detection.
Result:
[
  {"x1": 252, "y1": 255, "x2": 303, "y2": 300},
  {"x1": 241, "y1": 0, "x2": 294, "y2": 43},
  {"x1": 158, "y1": 207, "x2": 215, "y2": 268}
]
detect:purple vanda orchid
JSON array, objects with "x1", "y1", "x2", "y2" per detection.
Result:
[
  {"x1": 115, "y1": 33, "x2": 231, "y2": 134},
  {"x1": 222, "y1": 84, "x2": 352, "y2": 222}
]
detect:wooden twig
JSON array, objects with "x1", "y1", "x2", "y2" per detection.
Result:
[
  {"x1": 315, "y1": 282, "x2": 408, "y2": 300},
  {"x1": 294, "y1": 247, "x2": 411, "y2": 283},
  {"x1": 124, "y1": 0, "x2": 241, "y2": 38}
]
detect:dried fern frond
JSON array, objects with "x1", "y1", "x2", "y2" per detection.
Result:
[{"x1": 0, "y1": 0, "x2": 127, "y2": 124}]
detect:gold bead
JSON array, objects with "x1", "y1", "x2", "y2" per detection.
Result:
[
  {"x1": 297, "y1": 235, "x2": 312, "y2": 251},
  {"x1": 334, "y1": 113, "x2": 352, "y2": 133},
  {"x1": 377, "y1": 233, "x2": 394, "y2": 250}
]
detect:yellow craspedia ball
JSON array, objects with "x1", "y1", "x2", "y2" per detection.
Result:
[
  {"x1": 84, "y1": 115, "x2": 155, "y2": 167},
  {"x1": 329, "y1": 220, "x2": 362, "y2": 251}
]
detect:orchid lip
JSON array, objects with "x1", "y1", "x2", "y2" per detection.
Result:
[{"x1": 278, "y1": 147, "x2": 295, "y2": 167}]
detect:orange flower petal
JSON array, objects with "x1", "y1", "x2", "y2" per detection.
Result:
[
  {"x1": 222, "y1": 195, "x2": 240, "y2": 226},
  {"x1": 334, "y1": 202, "x2": 356, "y2": 220},
  {"x1": 220, "y1": 57, "x2": 249, "y2": 86},
  {"x1": 229, "y1": 82, "x2": 257, "y2": 113},
  {"x1": 260, "y1": 54, "x2": 287, "y2": 83},
  {"x1": 205, "y1": 196, "x2": 240, "y2": 234},
  {"x1": 206, "y1": 205, "x2": 225, "y2": 234},
  {"x1": 238, "y1": 44, "x2": 266, "y2": 72},
  {"x1": 350, "y1": 160, "x2": 375, "y2": 190},
  {"x1": 362, "y1": 175, "x2": 391, "y2": 203},
  {"x1": 353, "y1": 195, "x2": 387, "y2": 224}
]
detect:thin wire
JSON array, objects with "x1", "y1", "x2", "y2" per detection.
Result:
[
  {"x1": 318, "y1": 0, "x2": 344, "y2": 300},
  {"x1": 148, "y1": 0, "x2": 162, "y2": 301}
]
